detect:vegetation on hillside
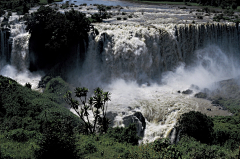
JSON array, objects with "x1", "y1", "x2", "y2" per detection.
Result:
[
  {"x1": 0, "y1": 0, "x2": 239, "y2": 158},
  {"x1": 0, "y1": 75, "x2": 239, "y2": 158}
]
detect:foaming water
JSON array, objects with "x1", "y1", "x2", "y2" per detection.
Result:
[
  {"x1": 0, "y1": 22, "x2": 42, "y2": 90},
  {"x1": 69, "y1": 23, "x2": 239, "y2": 143},
  {"x1": 0, "y1": 65, "x2": 42, "y2": 90},
  {"x1": 163, "y1": 45, "x2": 240, "y2": 91},
  {"x1": 99, "y1": 45, "x2": 237, "y2": 143}
]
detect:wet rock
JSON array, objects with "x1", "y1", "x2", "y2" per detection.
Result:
[
  {"x1": 133, "y1": 112, "x2": 146, "y2": 129},
  {"x1": 127, "y1": 106, "x2": 132, "y2": 110},
  {"x1": 182, "y1": 89, "x2": 193, "y2": 94},
  {"x1": 122, "y1": 112, "x2": 146, "y2": 137},
  {"x1": 177, "y1": 90, "x2": 181, "y2": 93},
  {"x1": 194, "y1": 92, "x2": 207, "y2": 99},
  {"x1": 106, "y1": 112, "x2": 118, "y2": 127},
  {"x1": 207, "y1": 108, "x2": 211, "y2": 111}
]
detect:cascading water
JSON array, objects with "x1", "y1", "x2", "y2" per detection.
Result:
[
  {"x1": 1, "y1": 11, "x2": 239, "y2": 144},
  {"x1": 74, "y1": 23, "x2": 239, "y2": 143},
  {"x1": 0, "y1": 21, "x2": 41, "y2": 89},
  {"x1": 10, "y1": 23, "x2": 30, "y2": 71}
]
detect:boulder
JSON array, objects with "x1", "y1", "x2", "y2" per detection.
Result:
[
  {"x1": 106, "y1": 112, "x2": 118, "y2": 127},
  {"x1": 122, "y1": 112, "x2": 146, "y2": 137},
  {"x1": 182, "y1": 89, "x2": 193, "y2": 94}
]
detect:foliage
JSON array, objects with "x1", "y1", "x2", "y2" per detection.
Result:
[
  {"x1": 65, "y1": 87, "x2": 111, "y2": 134},
  {"x1": 175, "y1": 111, "x2": 214, "y2": 144},
  {"x1": 0, "y1": 134, "x2": 40, "y2": 159},
  {"x1": 106, "y1": 124, "x2": 140, "y2": 146},
  {"x1": 25, "y1": 82, "x2": 32, "y2": 89},
  {"x1": 212, "y1": 115, "x2": 240, "y2": 150},
  {"x1": 74, "y1": 132, "x2": 181, "y2": 158},
  {"x1": 127, "y1": 138, "x2": 181, "y2": 159},
  {"x1": 0, "y1": 75, "x2": 81, "y2": 158},
  {"x1": 25, "y1": 6, "x2": 91, "y2": 70},
  {"x1": 0, "y1": 75, "x2": 239, "y2": 158},
  {"x1": 35, "y1": 107, "x2": 78, "y2": 158},
  {"x1": 43, "y1": 76, "x2": 70, "y2": 106},
  {"x1": 0, "y1": 0, "x2": 40, "y2": 15},
  {"x1": 176, "y1": 135, "x2": 238, "y2": 158}
]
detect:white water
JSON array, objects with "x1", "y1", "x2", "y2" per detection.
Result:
[
  {"x1": 73, "y1": 23, "x2": 239, "y2": 143},
  {"x1": 0, "y1": 15, "x2": 239, "y2": 144},
  {"x1": 0, "y1": 22, "x2": 42, "y2": 90}
]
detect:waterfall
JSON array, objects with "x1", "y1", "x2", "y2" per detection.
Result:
[
  {"x1": 79, "y1": 23, "x2": 240, "y2": 87},
  {"x1": 0, "y1": 22, "x2": 41, "y2": 90},
  {"x1": 74, "y1": 23, "x2": 239, "y2": 143},
  {"x1": 0, "y1": 20, "x2": 239, "y2": 143},
  {"x1": 10, "y1": 23, "x2": 30, "y2": 71}
]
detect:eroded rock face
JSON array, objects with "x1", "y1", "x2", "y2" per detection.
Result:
[
  {"x1": 106, "y1": 111, "x2": 118, "y2": 127},
  {"x1": 122, "y1": 112, "x2": 146, "y2": 137}
]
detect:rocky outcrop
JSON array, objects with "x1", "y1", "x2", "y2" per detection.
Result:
[
  {"x1": 106, "y1": 112, "x2": 118, "y2": 127},
  {"x1": 182, "y1": 89, "x2": 193, "y2": 94},
  {"x1": 123, "y1": 112, "x2": 146, "y2": 137}
]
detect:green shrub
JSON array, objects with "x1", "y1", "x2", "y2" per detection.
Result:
[
  {"x1": 6, "y1": 129, "x2": 39, "y2": 142},
  {"x1": 175, "y1": 111, "x2": 214, "y2": 144},
  {"x1": 107, "y1": 124, "x2": 140, "y2": 145},
  {"x1": 176, "y1": 136, "x2": 237, "y2": 158}
]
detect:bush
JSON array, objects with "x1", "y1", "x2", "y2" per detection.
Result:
[
  {"x1": 6, "y1": 129, "x2": 39, "y2": 142},
  {"x1": 175, "y1": 111, "x2": 214, "y2": 144},
  {"x1": 107, "y1": 124, "x2": 140, "y2": 145},
  {"x1": 117, "y1": 17, "x2": 121, "y2": 20},
  {"x1": 176, "y1": 136, "x2": 237, "y2": 158},
  {"x1": 35, "y1": 108, "x2": 78, "y2": 158}
]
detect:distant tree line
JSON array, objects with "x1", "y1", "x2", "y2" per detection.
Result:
[{"x1": 0, "y1": 0, "x2": 40, "y2": 15}]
